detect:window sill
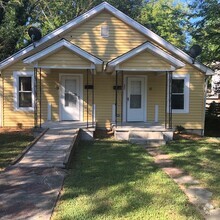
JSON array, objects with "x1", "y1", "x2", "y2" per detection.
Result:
[
  {"x1": 168, "y1": 109, "x2": 189, "y2": 114},
  {"x1": 14, "y1": 107, "x2": 34, "y2": 112}
]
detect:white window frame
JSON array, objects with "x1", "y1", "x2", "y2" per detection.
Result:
[
  {"x1": 167, "y1": 73, "x2": 190, "y2": 114},
  {"x1": 13, "y1": 71, "x2": 34, "y2": 111}
]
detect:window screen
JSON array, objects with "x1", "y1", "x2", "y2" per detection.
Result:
[
  {"x1": 172, "y1": 79, "x2": 184, "y2": 110},
  {"x1": 19, "y1": 77, "x2": 32, "y2": 107}
]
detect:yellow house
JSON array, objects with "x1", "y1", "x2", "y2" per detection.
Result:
[{"x1": 0, "y1": 2, "x2": 214, "y2": 137}]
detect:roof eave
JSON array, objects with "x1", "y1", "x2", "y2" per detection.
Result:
[{"x1": 23, "y1": 39, "x2": 103, "y2": 67}]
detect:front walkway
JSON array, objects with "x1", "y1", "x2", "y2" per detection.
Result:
[
  {"x1": 146, "y1": 145, "x2": 220, "y2": 220},
  {"x1": 16, "y1": 127, "x2": 78, "y2": 168},
  {"x1": 0, "y1": 125, "x2": 79, "y2": 220}
]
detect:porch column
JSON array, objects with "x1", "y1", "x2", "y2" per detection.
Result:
[
  {"x1": 168, "y1": 71, "x2": 173, "y2": 129},
  {"x1": 121, "y1": 71, "x2": 124, "y2": 126},
  {"x1": 92, "y1": 69, "x2": 95, "y2": 128},
  {"x1": 34, "y1": 67, "x2": 38, "y2": 128},
  {"x1": 86, "y1": 69, "x2": 89, "y2": 128},
  {"x1": 39, "y1": 68, "x2": 42, "y2": 128},
  {"x1": 115, "y1": 70, "x2": 118, "y2": 127}
]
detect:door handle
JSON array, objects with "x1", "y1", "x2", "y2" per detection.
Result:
[{"x1": 127, "y1": 97, "x2": 129, "y2": 101}]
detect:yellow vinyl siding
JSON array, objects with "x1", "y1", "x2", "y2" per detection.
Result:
[
  {"x1": 37, "y1": 69, "x2": 94, "y2": 123},
  {"x1": 0, "y1": 10, "x2": 206, "y2": 131},
  {"x1": 94, "y1": 74, "x2": 115, "y2": 128},
  {"x1": 147, "y1": 74, "x2": 166, "y2": 123},
  {"x1": 172, "y1": 65, "x2": 205, "y2": 129},
  {"x1": 2, "y1": 61, "x2": 34, "y2": 127},
  {"x1": 37, "y1": 70, "x2": 59, "y2": 123},
  {"x1": 38, "y1": 48, "x2": 91, "y2": 68},
  {"x1": 120, "y1": 51, "x2": 171, "y2": 70},
  {"x1": 64, "y1": 11, "x2": 147, "y2": 62}
]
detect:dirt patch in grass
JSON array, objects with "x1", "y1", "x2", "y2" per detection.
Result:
[
  {"x1": 94, "y1": 129, "x2": 114, "y2": 139},
  {"x1": 174, "y1": 133, "x2": 203, "y2": 141},
  {"x1": 0, "y1": 128, "x2": 33, "y2": 135}
]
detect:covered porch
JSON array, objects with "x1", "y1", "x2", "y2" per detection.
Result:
[
  {"x1": 106, "y1": 42, "x2": 185, "y2": 141},
  {"x1": 23, "y1": 39, "x2": 104, "y2": 129}
]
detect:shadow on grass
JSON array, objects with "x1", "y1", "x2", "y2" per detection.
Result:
[
  {"x1": 162, "y1": 139, "x2": 220, "y2": 206},
  {"x1": 55, "y1": 140, "x2": 202, "y2": 219},
  {"x1": 0, "y1": 132, "x2": 34, "y2": 169}
]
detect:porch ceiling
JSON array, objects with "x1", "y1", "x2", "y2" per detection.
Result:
[
  {"x1": 105, "y1": 42, "x2": 185, "y2": 72},
  {"x1": 23, "y1": 39, "x2": 104, "y2": 71}
]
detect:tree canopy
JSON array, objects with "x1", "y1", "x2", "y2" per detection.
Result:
[{"x1": 189, "y1": 0, "x2": 220, "y2": 63}]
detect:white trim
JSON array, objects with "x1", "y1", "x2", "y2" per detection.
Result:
[
  {"x1": 112, "y1": 104, "x2": 115, "y2": 123},
  {"x1": 123, "y1": 75, "x2": 147, "y2": 122},
  {"x1": 107, "y1": 42, "x2": 185, "y2": 72},
  {"x1": 33, "y1": 65, "x2": 95, "y2": 70},
  {"x1": 59, "y1": 73, "x2": 83, "y2": 121},
  {"x1": 13, "y1": 71, "x2": 35, "y2": 112},
  {"x1": 167, "y1": 74, "x2": 190, "y2": 114},
  {"x1": 23, "y1": 39, "x2": 103, "y2": 66},
  {"x1": 0, "y1": 2, "x2": 213, "y2": 75},
  {"x1": 155, "y1": 105, "x2": 159, "y2": 123},
  {"x1": 47, "y1": 103, "x2": 52, "y2": 121},
  {"x1": 115, "y1": 68, "x2": 176, "y2": 72}
]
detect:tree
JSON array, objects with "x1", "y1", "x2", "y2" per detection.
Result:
[
  {"x1": 189, "y1": 0, "x2": 220, "y2": 63},
  {"x1": 137, "y1": 0, "x2": 190, "y2": 49}
]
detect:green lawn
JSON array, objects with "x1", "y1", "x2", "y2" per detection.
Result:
[
  {"x1": 53, "y1": 139, "x2": 202, "y2": 220},
  {"x1": 161, "y1": 136, "x2": 220, "y2": 207},
  {"x1": 0, "y1": 130, "x2": 34, "y2": 170}
]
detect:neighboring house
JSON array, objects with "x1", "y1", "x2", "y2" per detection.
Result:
[{"x1": 0, "y1": 2, "x2": 214, "y2": 136}]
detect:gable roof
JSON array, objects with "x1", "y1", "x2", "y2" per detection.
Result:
[
  {"x1": 23, "y1": 39, "x2": 104, "y2": 70},
  {"x1": 0, "y1": 2, "x2": 214, "y2": 75},
  {"x1": 106, "y1": 42, "x2": 185, "y2": 72}
]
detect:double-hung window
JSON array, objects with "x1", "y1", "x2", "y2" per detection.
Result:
[
  {"x1": 168, "y1": 74, "x2": 190, "y2": 113},
  {"x1": 13, "y1": 71, "x2": 34, "y2": 111}
]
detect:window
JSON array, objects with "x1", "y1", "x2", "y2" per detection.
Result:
[
  {"x1": 13, "y1": 71, "x2": 34, "y2": 111},
  {"x1": 101, "y1": 25, "x2": 109, "y2": 38},
  {"x1": 172, "y1": 79, "x2": 184, "y2": 109},
  {"x1": 167, "y1": 74, "x2": 189, "y2": 113}
]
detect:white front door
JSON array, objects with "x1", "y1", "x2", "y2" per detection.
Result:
[
  {"x1": 60, "y1": 75, "x2": 81, "y2": 120},
  {"x1": 126, "y1": 77, "x2": 146, "y2": 121}
]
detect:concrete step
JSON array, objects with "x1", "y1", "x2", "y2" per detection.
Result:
[
  {"x1": 129, "y1": 131, "x2": 164, "y2": 140},
  {"x1": 129, "y1": 138, "x2": 166, "y2": 146}
]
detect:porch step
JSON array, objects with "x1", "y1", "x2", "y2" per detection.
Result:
[
  {"x1": 114, "y1": 127, "x2": 173, "y2": 146},
  {"x1": 130, "y1": 138, "x2": 166, "y2": 146},
  {"x1": 129, "y1": 131, "x2": 164, "y2": 140}
]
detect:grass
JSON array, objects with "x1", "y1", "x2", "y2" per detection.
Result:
[
  {"x1": 0, "y1": 130, "x2": 34, "y2": 170},
  {"x1": 161, "y1": 135, "x2": 220, "y2": 207},
  {"x1": 53, "y1": 139, "x2": 202, "y2": 220}
]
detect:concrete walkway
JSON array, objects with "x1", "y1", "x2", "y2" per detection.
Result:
[
  {"x1": 146, "y1": 146, "x2": 220, "y2": 220},
  {"x1": 0, "y1": 127, "x2": 79, "y2": 220},
  {"x1": 16, "y1": 128, "x2": 78, "y2": 168}
]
